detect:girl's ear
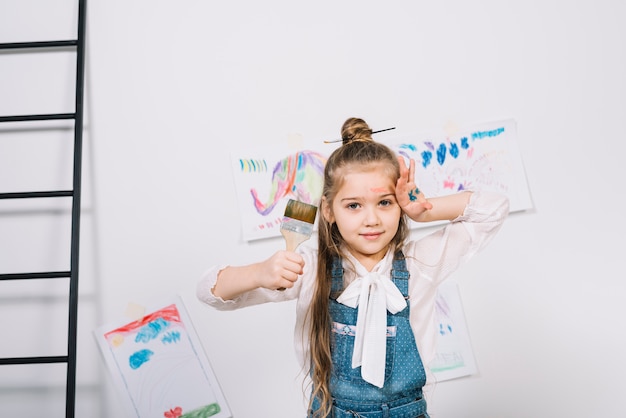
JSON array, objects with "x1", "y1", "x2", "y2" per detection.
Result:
[{"x1": 321, "y1": 196, "x2": 334, "y2": 224}]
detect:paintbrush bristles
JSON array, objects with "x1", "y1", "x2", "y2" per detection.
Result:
[{"x1": 284, "y1": 199, "x2": 318, "y2": 224}]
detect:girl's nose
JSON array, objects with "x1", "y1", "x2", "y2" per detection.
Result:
[{"x1": 363, "y1": 207, "x2": 380, "y2": 226}]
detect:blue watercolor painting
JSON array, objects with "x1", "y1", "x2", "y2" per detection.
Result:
[
  {"x1": 389, "y1": 119, "x2": 532, "y2": 217},
  {"x1": 429, "y1": 280, "x2": 478, "y2": 381},
  {"x1": 94, "y1": 297, "x2": 232, "y2": 418}
]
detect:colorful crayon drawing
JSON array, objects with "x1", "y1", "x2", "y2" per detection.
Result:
[
  {"x1": 232, "y1": 148, "x2": 327, "y2": 241},
  {"x1": 387, "y1": 119, "x2": 532, "y2": 219},
  {"x1": 429, "y1": 280, "x2": 478, "y2": 382},
  {"x1": 94, "y1": 296, "x2": 231, "y2": 418}
]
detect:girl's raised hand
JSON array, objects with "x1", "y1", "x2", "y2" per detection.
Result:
[{"x1": 396, "y1": 156, "x2": 432, "y2": 221}]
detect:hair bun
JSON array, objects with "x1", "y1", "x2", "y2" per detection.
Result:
[{"x1": 340, "y1": 117, "x2": 373, "y2": 145}]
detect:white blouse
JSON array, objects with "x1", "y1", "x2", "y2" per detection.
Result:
[{"x1": 196, "y1": 191, "x2": 509, "y2": 382}]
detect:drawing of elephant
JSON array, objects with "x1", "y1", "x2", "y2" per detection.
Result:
[{"x1": 250, "y1": 150, "x2": 326, "y2": 216}]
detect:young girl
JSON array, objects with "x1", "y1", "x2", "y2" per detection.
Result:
[{"x1": 197, "y1": 118, "x2": 509, "y2": 417}]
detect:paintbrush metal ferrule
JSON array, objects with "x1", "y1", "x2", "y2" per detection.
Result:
[{"x1": 280, "y1": 217, "x2": 314, "y2": 235}]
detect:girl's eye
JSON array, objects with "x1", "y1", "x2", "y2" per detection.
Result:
[
  {"x1": 379, "y1": 199, "x2": 393, "y2": 207},
  {"x1": 346, "y1": 202, "x2": 360, "y2": 210}
]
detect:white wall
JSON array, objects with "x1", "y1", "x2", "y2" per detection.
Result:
[{"x1": 2, "y1": 1, "x2": 625, "y2": 417}]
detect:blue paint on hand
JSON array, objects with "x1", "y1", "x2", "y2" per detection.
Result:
[{"x1": 408, "y1": 187, "x2": 420, "y2": 202}]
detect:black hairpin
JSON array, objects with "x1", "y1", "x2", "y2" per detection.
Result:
[{"x1": 323, "y1": 127, "x2": 396, "y2": 143}]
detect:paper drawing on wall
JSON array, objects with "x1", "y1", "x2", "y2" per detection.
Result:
[
  {"x1": 231, "y1": 119, "x2": 530, "y2": 239},
  {"x1": 429, "y1": 280, "x2": 477, "y2": 381},
  {"x1": 94, "y1": 296, "x2": 231, "y2": 418},
  {"x1": 231, "y1": 147, "x2": 327, "y2": 241},
  {"x1": 386, "y1": 118, "x2": 532, "y2": 223}
]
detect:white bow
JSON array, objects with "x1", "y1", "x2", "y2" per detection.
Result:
[{"x1": 336, "y1": 271, "x2": 407, "y2": 388}]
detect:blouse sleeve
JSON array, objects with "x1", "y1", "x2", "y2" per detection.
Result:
[
  {"x1": 406, "y1": 190, "x2": 509, "y2": 284},
  {"x1": 196, "y1": 246, "x2": 317, "y2": 311}
]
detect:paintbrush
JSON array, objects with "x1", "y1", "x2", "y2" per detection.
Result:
[
  {"x1": 281, "y1": 199, "x2": 318, "y2": 251},
  {"x1": 277, "y1": 199, "x2": 318, "y2": 290}
]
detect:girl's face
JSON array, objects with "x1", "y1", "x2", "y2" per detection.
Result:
[{"x1": 323, "y1": 165, "x2": 401, "y2": 271}]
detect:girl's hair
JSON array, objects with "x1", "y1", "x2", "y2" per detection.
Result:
[{"x1": 307, "y1": 117, "x2": 409, "y2": 417}]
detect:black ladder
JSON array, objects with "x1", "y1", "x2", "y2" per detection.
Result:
[{"x1": 0, "y1": 1, "x2": 87, "y2": 417}]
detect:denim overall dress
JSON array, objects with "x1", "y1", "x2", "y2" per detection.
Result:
[{"x1": 309, "y1": 251, "x2": 429, "y2": 418}]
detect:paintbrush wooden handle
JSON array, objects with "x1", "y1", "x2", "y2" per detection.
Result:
[{"x1": 283, "y1": 231, "x2": 308, "y2": 252}]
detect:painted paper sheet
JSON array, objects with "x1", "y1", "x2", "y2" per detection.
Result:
[
  {"x1": 94, "y1": 296, "x2": 231, "y2": 418},
  {"x1": 429, "y1": 280, "x2": 477, "y2": 381},
  {"x1": 386, "y1": 118, "x2": 532, "y2": 215},
  {"x1": 231, "y1": 119, "x2": 531, "y2": 240},
  {"x1": 231, "y1": 146, "x2": 328, "y2": 241}
]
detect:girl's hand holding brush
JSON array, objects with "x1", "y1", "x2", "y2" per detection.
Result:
[
  {"x1": 257, "y1": 250, "x2": 304, "y2": 291},
  {"x1": 212, "y1": 251, "x2": 304, "y2": 300}
]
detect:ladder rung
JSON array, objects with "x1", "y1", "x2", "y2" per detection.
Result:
[
  {"x1": 0, "y1": 271, "x2": 71, "y2": 281},
  {"x1": 0, "y1": 356, "x2": 68, "y2": 366},
  {"x1": 0, "y1": 383, "x2": 100, "y2": 394},
  {"x1": 0, "y1": 190, "x2": 73, "y2": 200},
  {"x1": 0, "y1": 113, "x2": 76, "y2": 123},
  {"x1": 0, "y1": 40, "x2": 77, "y2": 50}
]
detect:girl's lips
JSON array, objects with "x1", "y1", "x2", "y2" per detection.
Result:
[{"x1": 361, "y1": 232, "x2": 383, "y2": 240}]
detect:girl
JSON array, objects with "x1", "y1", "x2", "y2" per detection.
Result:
[{"x1": 197, "y1": 117, "x2": 509, "y2": 417}]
